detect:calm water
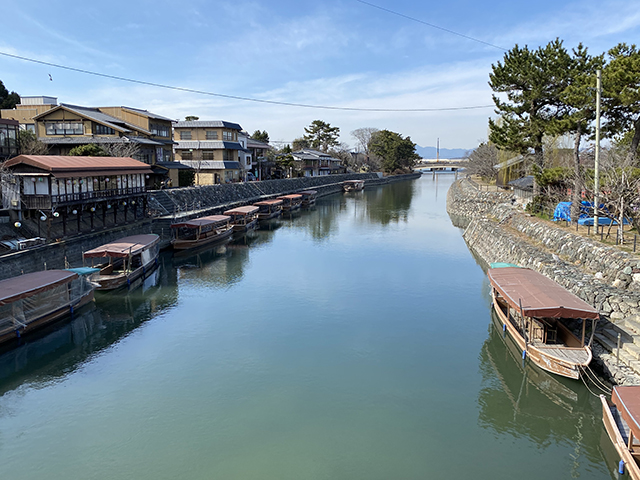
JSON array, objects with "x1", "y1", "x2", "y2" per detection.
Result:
[{"x1": 0, "y1": 175, "x2": 622, "y2": 479}]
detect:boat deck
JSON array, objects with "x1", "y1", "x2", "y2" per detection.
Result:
[{"x1": 536, "y1": 345, "x2": 590, "y2": 364}]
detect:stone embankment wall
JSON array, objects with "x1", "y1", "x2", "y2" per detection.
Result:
[
  {"x1": 447, "y1": 178, "x2": 640, "y2": 385},
  {"x1": 0, "y1": 220, "x2": 153, "y2": 281}
]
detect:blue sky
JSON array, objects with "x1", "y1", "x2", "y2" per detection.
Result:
[{"x1": 1, "y1": 0, "x2": 639, "y2": 150}]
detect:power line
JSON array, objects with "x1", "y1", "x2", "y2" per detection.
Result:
[
  {"x1": 356, "y1": 0, "x2": 508, "y2": 52},
  {"x1": 0, "y1": 51, "x2": 494, "y2": 113}
]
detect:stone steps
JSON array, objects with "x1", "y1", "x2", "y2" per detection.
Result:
[{"x1": 595, "y1": 333, "x2": 640, "y2": 371}]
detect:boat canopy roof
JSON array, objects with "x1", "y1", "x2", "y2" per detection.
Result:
[
  {"x1": 0, "y1": 270, "x2": 78, "y2": 306},
  {"x1": 300, "y1": 190, "x2": 317, "y2": 195},
  {"x1": 344, "y1": 179, "x2": 364, "y2": 184},
  {"x1": 488, "y1": 267, "x2": 599, "y2": 320},
  {"x1": 278, "y1": 194, "x2": 302, "y2": 200},
  {"x1": 612, "y1": 385, "x2": 640, "y2": 441},
  {"x1": 170, "y1": 215, "x2": 230, "y2": 229},
  {"x1": 224, "y1": 206, "x2": 259, "y2": 215},
  {"x1": 254, "y1": 199, "x2": 283, "y2": 206},
  {"x1": 83, "y1": 234, "x2": 159, "y2": 258}
]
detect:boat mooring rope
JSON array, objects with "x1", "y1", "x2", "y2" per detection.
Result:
[{"x1": 579, "y1": 366, "x2": 612, "y2": 396}]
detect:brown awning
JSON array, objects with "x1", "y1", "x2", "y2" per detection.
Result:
[
  {"x1": 170, "y1": 215, "x2": 230, "y2": 229},
  {"x1": 83, "y1": 234, "x2": 159, "y2": 258},
  {"x1": 224, "y1": 206, "x2": 259, "y2": 216},
  {"x1": 5, "y1": 156, "x2": 153, "y2": 177},
  {"x1": 0, "y1": 270, "x2": 78, "y2": 306},
  {"x1": 278, "y1": 194, "x2": 302, "y2": 200},
  {"x1": 612, "y1": 386, "x2": 640, "y2": 441},
  {"x1": 488, "y1": 267, "x2": 599, "y2": 320},
  {"x1": 254, "y1": 199, "x2": 282, "y2": 206}
]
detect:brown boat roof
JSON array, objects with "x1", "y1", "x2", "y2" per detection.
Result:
[
  {"x1": 170, "y1": 215, "x2": 230, "y2": 229},
  {"x1": 278, "y1": 194, "x2": 302, "y2": 200},
  {"x1": 254, "y1": 199, "x2": 283, "y2": 206},
  {"x1": 83, "y1": 234, "x2": 159, "y2": 258},
  {"x1": 223, "y1": 206, "x2": 259, "y2": 215},
  {"x1": 4, "y1": 155, "x2": 154, "y2": 178},
  {"x1": 0, "y1": 270, "x2": 78, "y2": 306},
  {"x1": 613, "y1": 386, "x2": 640, "y2": 441},
  {"x1": 488, "y1": 267, "x2": 599, "y2": 320}
]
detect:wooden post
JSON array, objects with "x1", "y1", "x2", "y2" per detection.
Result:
[{"x1": 581, "y1": 319, "x2": 586, "y2": 347}]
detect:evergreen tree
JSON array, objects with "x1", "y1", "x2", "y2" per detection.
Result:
[
  {"x1": 488, "y1": 39, "x2": 573, "y2": 170},
  {"x1": 603, "y1": 43, "x2": 640, "y2": 164},
  {"x1": 250, "y1": 130, "x2": 270, "y2": 144},
  {"x1": 68, "y1": 144, "x2": 106, "y2": 156},
  {"x1": 369, "y1": 130, "x2": 420, "y2": 174},
  {"x1": 303, "y1": 120, "x2": 340, "y2": 152},
  {"x1": 0, "y1": 80, "x2": 20, "y2": 109}
]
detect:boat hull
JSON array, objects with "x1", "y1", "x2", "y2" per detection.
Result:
[
  {"x1": 257, "y1": 210, "x2": 281, "y2": 220},
  {"x1": 0, "y1": 290, "x2": 94, "y2": 345},
  {"x1": 491, "y1": 290, "x2": 591, "y2": 379},
  {"x1": 172, "y1": 227, "x2": 233, "y2": 251},
  {"x1": 601, "y1": 395, "x2": 640, "y2": 480},
  {"x1": 90, "y1": 257, "x2": 159, "y2": 291},
  {"x1": 232, "y1": 218, "x2": 258, "y2": 232}
]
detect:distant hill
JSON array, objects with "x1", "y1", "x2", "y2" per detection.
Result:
[{"x1": 415, "y1": 145, "x2": 468, "y2": 159}]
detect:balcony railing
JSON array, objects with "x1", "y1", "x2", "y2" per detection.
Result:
[{"x1": 21, "y1": 188, "x2": 146, "y2": 210}]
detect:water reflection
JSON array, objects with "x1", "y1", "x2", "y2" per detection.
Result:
[
  {"x1": 362, "y1": 181, "x2": 416, "y2": 225},
  {"x1": 478, "y1": 311, "x2": 606, "y2": 475},
  {"x1": 0, "y1": 259, "x2": 178, "y2": 396}
]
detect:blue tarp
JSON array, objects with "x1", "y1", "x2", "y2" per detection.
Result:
[
  {"x1": 552, "y1": 201, "x2": 592, "y2": 222},
  {"x1": 578, "y1": 216, "x2": 630, "y2": 226}
]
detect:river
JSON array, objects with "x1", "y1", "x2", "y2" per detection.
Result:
[{"x1": 0, "y1": 175, "x2": 622, "y2": 479}]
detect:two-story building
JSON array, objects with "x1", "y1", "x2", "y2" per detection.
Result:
[
  {"x1": 32, "y1": 104, "x2": 175, "y2": 163},
  {"x1": 174, "y1": 120, "x2": 247, "y2": 184},
  {"x1": 291, "y1": 149, "x2": 343, "y2": 177},
  {"x1": 247, "y1": 137, "x2": 272, "y2": 180},
  {"x1": 2, "y1": 155, "x2": 152, "y2": 238}
]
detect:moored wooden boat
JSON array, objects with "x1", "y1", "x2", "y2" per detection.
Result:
[
  {"x1": 0, "y1": 269, "x2": 94, "y2": 343},
  {"x1": 83, "y1": 234, "x2": 160, "y2": 290},
  {"x1": 277, "y1": 194, "x2": 303, "y2": 211},
  {"x1": 170, "y1": 215, "x2": 232, "y2": 251},
  {"x1": 300, "y1": 190, "x2": 317, "y2": 206},
  {"x1": 488, "y1": 266, "x2": 599, "y2": 380},
  {"x1": 223, "y1": 205, "x2": 259, "y2": 231},
  {"x1": 601, "y1": 386, "x2": 640, "y2": 479},
  {"x1": 343, "y1": 179, "x2": 365, "y2": 192},
  {"x1": 254, "y1": 199, "x2": 283, "y2": 220}
]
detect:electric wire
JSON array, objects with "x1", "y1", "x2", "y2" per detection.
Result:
[
  {"x1": 0, "y1": 51, "x2": 494, "y2": 113},
  {"x1": 355, "y1": 0, "x2": 508, "y2": 51}
]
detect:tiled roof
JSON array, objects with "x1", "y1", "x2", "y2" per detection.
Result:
[
  {"x1": 174, "y1": 120, "x2": 242, "y2": 130},
  {"x1": 119, "y1": 106, "x2": 175, "y2": 122},
  {"x1": 4, "y1": 155, "x2": 152, "y2": 172},
  {"x1": 38, "y1": 136, "x2": 164, "y2": 146}
]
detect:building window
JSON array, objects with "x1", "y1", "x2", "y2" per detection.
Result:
[
  {"x1": 223, "y1": 131, "x2": 235, "y2": 141},
  {"x1": 202, "y1": 150, "x2": 214, "y2": 160},
  {"x1": 181, "y1": 150, "x2": 193, "y2": 160},
  {"x1": 150, "y1": 123, "x2": 170, "y2": 137},
  {"x1": 180, "y1": 131, "x2": 192, "y2": 140},
  {"x1": 94, "y1": 123, "x2": 115, "y2": 135},
  {"x1": 45, "y1": 121, "x2": 84, "y2": 135},
  {"x1": 206, "y1": 131, "x2": 218, "y2": 140},
  {"x1": 223, "y1": 150, "x2": 234, "y2": 161}
]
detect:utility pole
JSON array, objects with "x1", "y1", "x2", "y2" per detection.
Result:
[
  {"x1": 436, "y1": 138, "x2": 440, "y2": 162},
  {"x1": 594, "y1": 69, "x2": 602, "y2": 233}
]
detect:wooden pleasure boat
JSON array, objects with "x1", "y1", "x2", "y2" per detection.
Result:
[
  {"x1": 83, "y1": 234, "x2": 160, "y2": 290},
  {"x1": 170, "y1": 215, "x2": 233, "y2": 251},
  {"x1": 254, "y1": 199, "x2": 283, "y2": 220},
  {"x1": 277, "y1": 194, "x2": 303, "y2": 212},
  {"x1": 343, "y1": 179, "x2": 365, "y2": 192},
  {"x1": 300, "y1": 190, "x2": 317, "y2": 206},
  {"x1": 0, "y1": 269, "x2": 94, "y2": 343},
  {"x1": 601, "y1": 386, "x2": 640, "y2": 479},
  {"x1": 223, "y1": 206, "x2": 259, "y2": 232},
  {"x1": 488, "y1": 266, "x2": 599, "y2": 380}
]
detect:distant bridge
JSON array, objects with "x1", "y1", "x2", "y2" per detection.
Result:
[{"x1": 417, "y1": 159, "x2": 467, "y2": 172}]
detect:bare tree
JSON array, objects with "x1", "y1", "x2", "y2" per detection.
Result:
[
  {"x1": 18, "y1": 130, "x2": 49, "y2": 155},
  {"x1": 465, "y1": 142, "x2": 498, "y2": 181},
  {"x1": 350, "y1": 127, "x2": 379, "y2": 154},
  {"x1": 328, "y1": 142, "x2": 353, "y2": 169},
  {"x1": 101, "y1": 139, "x2": 141, "y2": 158}
]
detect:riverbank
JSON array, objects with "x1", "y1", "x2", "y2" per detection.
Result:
[
  {"x1": 0, "y1": 172, "x2": 421, "y2": 279},
  {"x1": 447, "y1": 177, "x2": 640, "y2": 385}
]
